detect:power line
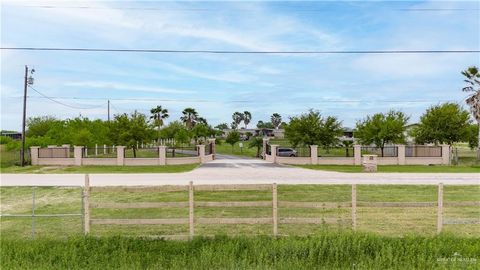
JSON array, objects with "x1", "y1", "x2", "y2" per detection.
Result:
[
  {"x1": 27, "y1": 86, "x2": 105, "y2": 109},
  {"x1": 15, "y1": 95, "x2": 459, "y2": 104},
  {"x1": 1, "y1": 47, "x2": 478, "y2": 54}
]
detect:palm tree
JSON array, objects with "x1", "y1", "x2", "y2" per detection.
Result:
[
  {"x1": 243, "y1": 111, "x2": 252, "y2": 129},
  {"x1": 181, "y1": 108, "x2": 199, "y2": 129},
  {"x1": 248, "y1": 136, "x2": 263, "y2": 158},
  {"x1": 462, "y1": 66, "x2": 480, "y2": 160},
  {"x1": 271, "y1": 113, "x2": 282, "y2": 130},
  {"x1": 232, "y1": 112, "x2": 243, "y2": 129},
  {"x1": 150, "y1": 105, "x2": 169, "y2": 141}
]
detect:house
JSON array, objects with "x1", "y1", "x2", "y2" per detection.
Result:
[{"x1": 1, "y1": 131, "x2": 22, "y2": 140}]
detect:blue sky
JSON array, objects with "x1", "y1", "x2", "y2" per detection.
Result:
[{"x1": 1, "y1": 0, "x2": 479, "y2": 131}]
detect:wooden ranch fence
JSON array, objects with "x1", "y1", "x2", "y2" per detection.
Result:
[{"x1": 82, "y1": 175, "x2": 480, "y2": 238}]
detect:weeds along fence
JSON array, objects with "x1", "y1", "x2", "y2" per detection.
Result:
[
  {"x1": 361, "y1": 146, "x2": 398, "y2": 157},
  {"x1": 2, "y1": 180, "x2": 478, "y2": 239},
  {"x1": 318, "y1": 147, "x2": 355, "y2": 157}
]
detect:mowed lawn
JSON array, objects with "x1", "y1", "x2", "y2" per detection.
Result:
[
  {"x1": 297, "y1": 164, "x2": 480, "y2": 173},
  {"x1": 0, "y1": 164, "x2": 199, "y2": 174},
  {"x1": 1, "y1": 185, "x2": 478, "y2": 240}
]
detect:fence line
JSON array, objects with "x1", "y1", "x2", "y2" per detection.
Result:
[{"x1": 2, "y1": 180, "x2": 478, "y2": 239}]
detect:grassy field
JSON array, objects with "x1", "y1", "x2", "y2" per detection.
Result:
[
  {"x1": 215, "y1": 140, "x2": 259, "y2": 158},
  {"x1": 2, "y1": 233, "x2": 479, "y2": 269},
  {"x1": 297, "y1": 164, "x2": 480, "y2": 173},
  {"x1": 1, "y1": 185, "x2": 478, "y2": 240},
  {"x1": 0, "y1": 164, "x2": 199, "y2": 174}
]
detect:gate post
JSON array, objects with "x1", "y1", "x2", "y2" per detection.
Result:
[{"x1": 310, "y1": 145, "x2": 318, "y2": 165}]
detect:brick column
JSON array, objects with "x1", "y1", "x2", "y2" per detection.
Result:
[
  {"x1": 30, "y1": 146, "x2": 39, "y2": 165},
  {"x1": 116, "y1": 146, "x2": 125, "y2": 166},
  {"x1": 310, "y1": 145, "x2": 318, "y2": 165},
  {"x1": 441, "y1": 144, "x2": 450, "y2": 165},
  {"x1": 397, "y1": 145, "x2": 406, "y2": 165},
  {"x1": 198, "y1": 145, "x2": 206, "y2": 163},
  {"x1": 270, "y1": 144, "x2": 278, "y2": 163},
  {"x1": 74, "y1": 146, "x2": 83, "y2": 166},
  {"x1": 262, "y1": 138, "x2": 270, "y2": 159},
  {"x1": 354, "y1": 145, "x2": 362, "y2": 165},
  {"x1": 158, "y1": 146, "x2": 167, "y2": 165}
]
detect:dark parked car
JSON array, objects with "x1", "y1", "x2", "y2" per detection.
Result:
[{"x1": 277, "y1": 148, "x2": 297, "y2": 157}]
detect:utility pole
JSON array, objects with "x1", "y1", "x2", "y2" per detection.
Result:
[
  {"x1": 21, "y1": 65, "x2": 35, "y2": 167},
  {"x1": 107, "y1": 100, "x2": 110, "y2": 122},
  {"x1": 20, "y1": 66, "x2": 28, "y2": 167}
]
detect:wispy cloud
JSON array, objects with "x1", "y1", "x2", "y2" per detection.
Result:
[{"x1": 65, "y1": 81, "x2": 194, "y2": 94}]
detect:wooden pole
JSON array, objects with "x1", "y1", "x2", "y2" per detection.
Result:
[
  {"x1": 189, "y1": 181, "x2": 194, "y2": 238},
  {"x1": 83, "y1": 174, "x2": 90, "y2": 235},
  {"x1": 437, "y1": 183, "x2": 443, "y2": 234},
  {"x1": 352, "y1": 184, "x2": 357, "y2": 231},
  {"x1": 272, "y1": 183, "x2": 278, "y2": 236}
]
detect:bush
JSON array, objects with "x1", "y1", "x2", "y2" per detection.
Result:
[{"x1": 0, "y1": 136, "x2": 13, "y2": 145}]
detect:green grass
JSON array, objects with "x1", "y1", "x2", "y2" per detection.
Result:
[
  {"x1": 297, "y1": 164, "x2": 480, "y2": 173},
  {"x1": 1, "y1": 185, "x2": 478, "y2": 240},
  {"x1": 0, "y1": 164, "x2": 199, "y2": 174},
  {"x1": 2, "y1": 233, "x2": 479, "y2": 269},
  {"x1": 215, "y1": 140, "x2": 259, "y2": 158}
]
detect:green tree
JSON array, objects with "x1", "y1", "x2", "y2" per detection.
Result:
[
  {"x1": 232, "y1": 112, "x2": 243, "y2": 129},
  {"x1": 215, "y1": 123, "x2": 229, "y2": 130},
  {"x1": 355, "y1": 110, "x2": 409, "y2": 156},
  {"x1": 284, "y1": 110, "x2": 343, "y2": 148},
  {"x1": 411, "y1": 103, "x2": 471, "y2": 146},
  {"x1": 150, "y1": 105, "x2": 169, "y2": 141},
  {"x1": 181, "y1": 108, "x2": 199, "y2": 129},
  {"x1": 461, "y1": 66, "x2": 480, "y2": 159},
  {"x1": 271, "y1": 113, "x2": 282, "y2": 130},
  {"x1": 467, "y1": 124, "x2": 479, "y2": 150},
  {"x1": 243, "y1": 111, "x2": 252, "y2": 129},
  {"x1": 225, "y1": 131, "x2": 240, "y2": 152},
  {"x1": 110, "y1": 111, "x2": 153, "y2": 157},
  {"x1": 191, "y1": 123, "x2": 210, "y2": 144},
  {"x1": 26, "y1": 116, "x2": 62, "y2": 137},
  {"x1": 257, "y1": 121, "x2": 274, "y2": 129},
  {"x1": 174, "y1": 129, "x2": 191, "y2": 146},
  {"x1": 248, "y1": 136, "x2": 263, "y2": 157}
]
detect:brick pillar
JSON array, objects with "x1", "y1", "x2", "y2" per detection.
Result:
[
  {"x1": 116, "y1": 146, "x2": 125, "y2": 166},
  {"x1": 441, "y1": 144, "x2": 450, "y2": 165},
  {"x1": 30, "y1": 146, "x2": 39, "y2": 165},
  {"x1": 198, "y1": 145, "x2": 206, "y2": 163},
  {"x1": 397, "y1": 145, "x2": 406, "y2": 165},
  {"x1": 158, "y1": 146, "x2": 167, "y2": 165},
  {"x1": 262, "y1": 138, "x2": 269, "y2": 159},
  {"x1": 354, "y1": 145, "x2": 362, "y2": 165},
  {"x1": 74, "y1": 146, "x2": 83, "y2": 166},
  {"x1": 270, "y1": 144, "x2": 278, "y2": 163},
  {"x1": 310, "y1": 145, "x2": 318, "y2": 165}
]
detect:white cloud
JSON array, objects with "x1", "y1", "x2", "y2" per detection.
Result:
[{"x1": 65, "y1": 81, "x2": 195, "y2": 94}]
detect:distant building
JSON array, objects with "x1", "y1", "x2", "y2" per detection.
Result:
[{"x1": 0, "y1": 131, "x2": 22, "y2": 140}]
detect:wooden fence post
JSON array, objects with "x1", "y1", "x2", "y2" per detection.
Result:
[
  {"x1": 83, "y1": 174, "x2": 90, "y2": 235},
  {"x1": 272, "y1": 183, "x2": 278, "y2": 236},
  {"x1": 352, "y1": 184, "x2": 357, "y2": 231},
  {"x1": 437, "y1": 183, "x2": 443, "y2": 234},
  {"x1": 189, "y1": 181, "x2": 194, "y2": 238}
]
